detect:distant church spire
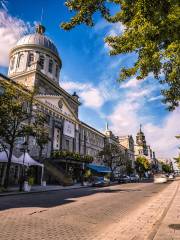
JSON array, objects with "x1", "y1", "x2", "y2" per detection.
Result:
[
  {"x1": 140, "y1": 123, "x2": 142, "y2": 132},
  {"x1": 106, "y1": 122, "x2": 109, "y2": 131}
]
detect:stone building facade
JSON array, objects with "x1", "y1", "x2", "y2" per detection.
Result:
[
  {"x1": 1, "y1": 25, "x2": 105, "y2": 173},
  {"x1": 118, "y1": 135, "x2": 135, "y2": 169},
  {"x1": 1, "y1": 24, "x2": 147, "y2": 185}
]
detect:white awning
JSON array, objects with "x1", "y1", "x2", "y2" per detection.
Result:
[
  {"x1": 0, "y1": 150, "x2": 19, "y2": 163},
  {"x1": 0, "y1": 151, "x2": 43, "y2": 168},
  {"x1": 17, "y1": 153, "x2": 44, "y2": 167}
]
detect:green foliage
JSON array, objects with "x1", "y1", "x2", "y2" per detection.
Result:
[
  {"x1": 61, "y1": 0, "x2": 180, "y2": 110},
  {"x1": 0, "y1": 80, "x2": 34, "y2": 188},
  {"x1": 51, "y1": 150, "x2": 94, "y2": 163},
  {"x1": 174, "y1": 135, "x2": 180, "y2": 169},
  {"x1": 175, "y1": 156, "x2": 180, "y2": 169},
  {"x1": 135, "y1": 156, "x2": 150, "y2": 177},
  {"x1": 28, "y1": 177, "x2": 34, "y2": 186},
  {"x1": 84, "y1": 169, "x2": 91, "y2": 178},
  {"x1": 125, "y1": 160, "x2": 133, "y2": 175},
  {"x1": 161, "y1": 162, "x2": 172, "y2": 173},
  {"x1": 0, "y1": 81, "x2": 32, "y2": 147},
  {"x1": 99, "y1": 143, "x2": 126, "y2": 171}
]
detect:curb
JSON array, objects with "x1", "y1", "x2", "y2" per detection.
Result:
[
  {"x1": 0, "y1": 185, "x2": 90, "y2": 197},
  {"x1": 0, "y1": 180, "x2": 152, "y2": 197},
  {"x1": 0, "y1": 182, "x2": 119, "y2": 197}
]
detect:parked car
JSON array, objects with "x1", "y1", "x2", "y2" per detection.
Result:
[
  {"x1": 92, "y1": 176, "x2": 110, "y2": 187},
  {"x1": 129, "y1": 174, "x2": 139, "y2": 182},
  {"x1": 154, "y1": 174, "x2": 167, "y2": 183},
  {"x1": 118, "y1": 175, "x2": 130, "y2": 183}
]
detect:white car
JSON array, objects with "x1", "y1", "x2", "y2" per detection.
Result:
[
  {"x1": 154, "y1": 174, "x2": 167, "y2": 183},
  {"x1": 168, "y1": 174, "x2": 175, "y2": 180}
]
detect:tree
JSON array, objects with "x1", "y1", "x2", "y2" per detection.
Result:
[
  {"x1": 161, "y1": 162, "x2": 172, "y2": 173},
  {"x1": 174, "y1": 135, "x2": 180, "y2": 169},
  {"x1": 0, "y1": 80, "x2": 33, "y2": 188},
  {"x1": 61, "y1": 0, "x2": 180, "y2": 110},
  {"x1": 135, "y1": 156, "x2": 150, "y2": 178},
  {"x1": 98, "y1": 143, "x2": 126, "y2": 174},
  {"x1": 125, "y1": 159, "x2": 134, "y2": 175}
]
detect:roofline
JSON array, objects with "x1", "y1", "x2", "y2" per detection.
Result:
[
  {"x1": 9, "y1": 69, "x2": 81, "y2": 106},
  {"x1": 80, "y1": 121, "x2": 105, "y2": 137},
  {"x1": 0, "y1": 73, "x2": 32, "y2": 94},
  {"x1": 36, "y1": 94, "x2": 79, "y2": 122},
  {"x1": 37, "y1": 70, "x2": 81, "y2": 106}
]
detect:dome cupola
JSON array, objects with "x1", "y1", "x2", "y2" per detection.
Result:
[{"x1": 8, "y1": 24, "x2": 62, "y2": 89}]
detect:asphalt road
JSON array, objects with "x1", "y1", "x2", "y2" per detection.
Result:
[{"x1": 0, "y1": 182, "x2": 171, "y2": 240}]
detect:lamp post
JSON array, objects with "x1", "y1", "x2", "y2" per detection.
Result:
[{"x1": 19, "y1": 141, "x2": 28, "y2": 191}]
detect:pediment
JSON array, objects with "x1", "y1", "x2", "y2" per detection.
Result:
[{"x1": 36, "y1": 95, "x2": 78, "y2": 121}]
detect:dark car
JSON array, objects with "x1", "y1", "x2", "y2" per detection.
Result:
[
  {"x1": 118, "y1": 175, "x2": 130, "y2": 183},
  {"x1": 130, "y1": 174, "x2": 140, "y2": 182},
  {"x1": 92, "y1": 176, "x2": 110, "y2": 187}
]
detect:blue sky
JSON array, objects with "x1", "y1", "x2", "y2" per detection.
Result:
[{"x1": 0, "y1": 0, "x2": 179, "y2": 158}]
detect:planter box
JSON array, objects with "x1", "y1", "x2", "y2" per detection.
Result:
[
  {"x1": 41, "y1": 181, "x2": 46, "y2": 187},
  {"x1": 23, "y1": 181, "x2": 31, "y2": 192}
]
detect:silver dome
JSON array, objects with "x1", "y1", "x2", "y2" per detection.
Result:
[{"x1": 15, "y1": 25, "x2": 59, "y2": 56}]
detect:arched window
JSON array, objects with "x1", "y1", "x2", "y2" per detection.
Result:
[
  {"x1": 55, "y1": 64, "x2": 58, "y2": 77},
  {"x1": 10, "y1": 57, "x2": 15, "y2": 70},
  {"x1": 48, "y1": 59, "x2": 53, "y2": 73},
  {"x1": 17, "y1": 54, "x2": 25, "y2": 71},
  {"x1": 39, "y1": 55, "x2": 45, "y2": 70},
  {"x1": 28, "y1": 53, "x2": 34, "y2": 66}
]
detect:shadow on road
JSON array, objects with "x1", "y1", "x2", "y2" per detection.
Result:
[
  {"x1": 169, "y1": 224, "x2": 180, "y2": 230},
  {"x1": 0, "y1": 186, "x2": 142, "y2": 211}
]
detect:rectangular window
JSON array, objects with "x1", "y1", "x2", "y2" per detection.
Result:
[
  {"x1": 66, "y1": 140, "x2": 70, "y2": 151},
  {"x1": 39, "y1": 55, "x2": 44, "y2": 70},
  {"x1": 48, "y1": 59, "x2": 53, "y2": 73},
  {"x1": 55, "y1": 65, "x2": 58, "y2": 77}
]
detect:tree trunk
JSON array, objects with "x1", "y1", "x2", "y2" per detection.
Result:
[
  {"x1": 1, "y1": 163, "x2": 7, "y2": 186},
  {"x1": 3, "y1": 145, "x2": 13, "y2": 189}
]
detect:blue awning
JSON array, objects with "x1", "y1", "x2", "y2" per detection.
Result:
[{"x1": 87, "y1": 164, "x2": 111, "y2": 173}]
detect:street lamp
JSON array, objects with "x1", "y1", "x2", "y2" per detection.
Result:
[{"x1": 19, "y1": 141, "x2": 28, "y2": 191}]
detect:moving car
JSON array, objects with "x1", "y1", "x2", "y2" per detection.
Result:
[
  {"x1": 154, "y1": 174, "x2": 167, "y2": 183},
  {"x1": 92, "y1": 176, "x2": 110, "y2": 187},
  {"x1": 168, "y1": 174, "x2": 175, "y2": 181}
]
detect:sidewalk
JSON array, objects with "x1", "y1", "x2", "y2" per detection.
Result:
[
  {"x1": 153, "y1": 179, "x2": 180, "y2": 240},
  {"x1": 0, "y1": 183, "x2": 89, "y2": 197},
  {"x1": 96, "y1": 178, "x2": 180, "y2": 240}
]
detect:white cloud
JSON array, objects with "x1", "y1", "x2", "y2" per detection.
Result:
[
  {"x1": 0, "y1": 10, "x2": 31, "y2": 67},
  {"x1": 60, "y1": 81, "x2": 90, "y2": 91},
  {"x1": 107, "y1": 74, "x2": 180, "y2": 158},
  {"x1": 109, "y1": 100, "x2": 140, "y2": 136},
  {"x1": 61, "y1": 73, "x2": 121, "y2": 110},
  {"x1": 148, "y1": 95, "x2": 163, "y2": 102},
  {"x1": 109, "y1": 92, "x2": 180, "y2": 158},
  {"x1": 107, "y1": 22, "x2": 125, "y2": 37},
  {"x1": 144, "y1": 108, "x2": 180, "y2": 158},
  {"x1": 80, "y1": 88, "x2": 104, "y2": 108},
  {"x1": 61, "y1": 78, "x2": 105, "y2": 109},
  {"x1": 120, "y1": 77, "x2": 142, "y2": 89}
]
